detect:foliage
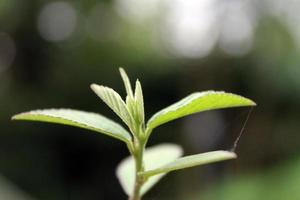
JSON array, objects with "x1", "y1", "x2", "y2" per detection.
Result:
[{"x1": 12, "y1": 68, "x2": 256, "y2": 200}]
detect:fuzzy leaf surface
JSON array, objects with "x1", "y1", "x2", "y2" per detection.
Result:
[
  {"x1": 147, "y1": 91, "x2": 256, "y2": 131},
  {"x1": 116, "y1": 143, "x2": 183, "y2": 197},
  {"x1": 91, "y1": 84, "x2": 133, "y2": 127},
  {"x1": 134, "y1": 80, "x2": 144, "y2": 124},
  {"x1": 12, "y1": 109, "x2": 131, "y2": 143},
  {"x1": 140, "y1": 151, "x2": 236, "y2": 177}
]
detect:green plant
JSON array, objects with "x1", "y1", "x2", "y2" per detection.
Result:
[{"x1": 12, "y1": 68, "x2": 256, "y2": 200}]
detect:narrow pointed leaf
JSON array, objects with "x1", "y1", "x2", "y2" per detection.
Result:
[
  {"x1": 140, "y1": 151, "x2": 236, "y2": 177},
  {"x1": 147, "y1": 91, "x2": 256, "y2": 131},
  {"x1": 126, "y1": 96, "x2": 136, "y2": 124},
  {"x1": 119, "y1": 67, "x2": 133, "y2": 98},
  {"x1": 134, "y1": 79, "x2": 144, "y2": 124},
  {"x1": 116, "y1": 143, "x2": 183, "y2": 197},
  {"x1": 12, "y1": 109, "x2": 131, "y2": 143},
  {"x1": 91, "y1": 84, "x2": 133, "y2": 127}
]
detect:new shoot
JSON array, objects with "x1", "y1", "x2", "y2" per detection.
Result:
[{"x1": 12, "y1": 68, "x2": 256, "y2": 200}]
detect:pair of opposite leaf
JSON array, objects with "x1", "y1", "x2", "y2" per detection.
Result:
[{"x1": 12, "y1": 68, "x2": 256, "y2": 197}]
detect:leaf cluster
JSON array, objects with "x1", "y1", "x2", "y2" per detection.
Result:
[{"x1": 12, "y1": 68, "x2": 256, "y2": 199}]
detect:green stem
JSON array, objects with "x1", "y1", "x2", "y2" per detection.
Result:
[{"x1": 129, "y1": 137, "x2": 146, "y2": 200}]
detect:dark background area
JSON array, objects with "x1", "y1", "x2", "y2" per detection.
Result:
[{"x1": 1, "y1": 0, "x2": 300, "y2": 199}]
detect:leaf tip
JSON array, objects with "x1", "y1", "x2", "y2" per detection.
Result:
[
  {"x1": 250, "y1": 100, "x2": 257, "y2": 106},
  {"x1": 11, "y1": 114, "x2": 19, "y2": 120},
  {"x1": 119, "y1": 67, "x2": 134, "y2": 98},
  {"x1": 119, "y1": 67, "x2": 125, "y2": 73},
  {"x1": 243, "y1": 97, "x2": 256, "y2": 106},
  {"x1": 119, "y1": 67, "x2": 128, "y2": 80},
  {"x1": 222, "y1": 150, "x2": 237, "y2": 159},
  {"x1": 135, "y1": 79, "x2": 142, "y2": 88},
  {"x1": 90, "y1": 83, "x2": 104, "y2": 94},
  {"x1": 90, "y1": 83, "x2": 98, "y2": 90},
  {"x1": 11, "y1": 112, "x2": 28, "y2": 121}
]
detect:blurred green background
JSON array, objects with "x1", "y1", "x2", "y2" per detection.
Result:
[{"x1": 1, "y1": 0, "x2": 300, "y2": 199}]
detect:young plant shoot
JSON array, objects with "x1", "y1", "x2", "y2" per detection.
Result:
[{"x1": 12, "y1": 68, "x2": 256, "y2": 200}]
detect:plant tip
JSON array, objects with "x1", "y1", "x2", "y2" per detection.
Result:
[
  {"x1": 90, "y1": 83, "x2": 98, "y2": 90},
  {"x1": 119, "y1": 67, "x2": 125, "y2": 73}
]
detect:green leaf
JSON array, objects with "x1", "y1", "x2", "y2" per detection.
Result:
[
  {"x1": 140, "y1": 150, "x2": 236, "y2": 177},
  {"x1": 116, "y1": 143, "x2": 183, "y2": 197},
  {"x1": 12, "y1": 109, "x2": 132, "y2": 143},
  {"x1": 147, "y1": 91, "x2": 256, "y2": 131},
  {"x1": 90, "y1": 84, "x2": 133, "y2": 128},
  {"x1": 119, "y1": 67, "x2": 134, "y2": 98},
  {"x1": 134, "y1": 79, "x2": 144, "y2": 124}
]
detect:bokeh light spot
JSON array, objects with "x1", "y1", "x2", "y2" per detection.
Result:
[
  {"x1": 162, "y1": 0, "x2": 219, "y2": 58},
  {"x1": 37, "y1": 1, "x2": 77, "y2": 42},
  {"x1": 219, "y1": 3, "x2": 255, "y2": 57},
  {"x1": 114, "y1": 0, "x2": 161, "y2": 24}
]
